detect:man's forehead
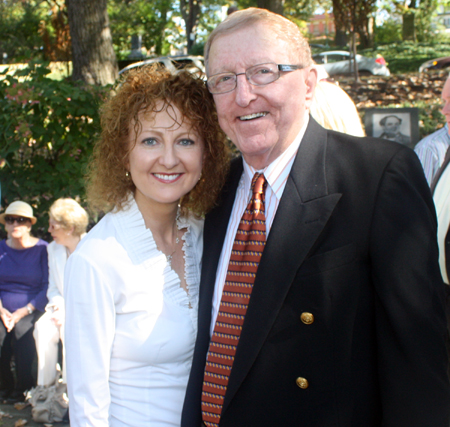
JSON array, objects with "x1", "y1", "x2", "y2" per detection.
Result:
[{"x1": 208, "y1": 25, "x2": 296, "y2": 71}]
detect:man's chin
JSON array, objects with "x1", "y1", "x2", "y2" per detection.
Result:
[{"x1": 238, "y1": 142, "x2": 278, "y2": 169}]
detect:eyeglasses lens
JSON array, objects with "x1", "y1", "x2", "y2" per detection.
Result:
[
  {"x1": 5, "y1": 216, "x2": 29, "y2": 225},
  {"x1": 207, "y1": 63, "x2": 280, "y2": 94}
]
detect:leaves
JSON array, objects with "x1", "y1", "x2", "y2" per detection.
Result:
[
  {"x1": 337, "y1": 69, "x2": 447, "y2": 138},
  {"x1": 0, "y1": 62, "x2": 107, "y2": 238}
]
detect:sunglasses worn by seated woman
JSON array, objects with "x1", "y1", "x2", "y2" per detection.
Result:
[{"x1": 4, "y1": 216, "x2": 30, "y2": 225}]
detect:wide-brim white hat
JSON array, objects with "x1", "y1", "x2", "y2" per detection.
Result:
[{"x1": 0, "y1": 201, "x2": 37, "y2": 225}]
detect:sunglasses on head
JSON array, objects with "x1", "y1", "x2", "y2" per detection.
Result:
[{"x1": 4, "y1": 216, "x2": 30, "y2": 225}]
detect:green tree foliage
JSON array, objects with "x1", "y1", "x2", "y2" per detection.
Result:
[
  {"x1": 189, "y1": 1, "x2": 229, "y2": 48},
  {"x1": 284, "y1": 0, "x2": 317, "y2": 21},
  {"x1": 0, "y1": 0, "x2": 71, "y2": 63},
  {"x1": 0, "y1": 0, "x2": 46, "y2": 62},
  {"x1": 108, "y1": 0, "x2": 174, "y2": 58},
  {"x1": 0, "y1": 63, "x2": 108, "y2": 235},
  {"x1": 176, "y1": 0, "x2": 230, "y2": 54},
  {"x1": 232, "y1": 0, "x2": 317, "y2": 19},
  {"x1": 108, "y1": 0, "x2": 228, "y2": 58},
  {"x1": 378, "y1": 0, "x2": 444, "y2": 43},
  {"x1": 401, "y1": 0, "x2": 440, "y2": 41},
  {"x1": 374, "y1": 18, "x2": 403, "y2": 45}
]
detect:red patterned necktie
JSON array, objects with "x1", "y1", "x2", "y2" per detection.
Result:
[{"x1": 201, "y1": 172, "x2": 267, "y2": 427}]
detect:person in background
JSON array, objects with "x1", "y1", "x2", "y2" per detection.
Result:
[
  {"x1": 64, "y1": 66, "x2": 229, "y2": 426},
  {"x1": 415, "y1": 75, "x2": 450, "y2": 186},
  {"x1": 421, "y1": 75, "x2": 450, "y2": 337},
  {"x1": 33, "y1": 198, "x2": 88, "y2": 389},
  {"x1": 0, "y1": 201, "x2": 48, "y2": 402},
  {"x1": 310, "y1": 79, "x2": 365, "y2": 136},
  {"x1": 181, "y1": 8, "x2": 450, "y2": 427}
]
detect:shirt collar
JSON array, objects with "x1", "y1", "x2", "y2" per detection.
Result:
[{"x1": 242, "y1": 114, "x2": 309, "y2": 199}]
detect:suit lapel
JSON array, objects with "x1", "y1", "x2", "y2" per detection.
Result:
[{"x1": 223, "y1": 119, "x2": 342, "y2": 412}]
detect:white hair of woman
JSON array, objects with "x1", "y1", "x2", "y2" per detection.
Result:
[{"x1": 310, "y1": 80, "x2": 365, "y2": 137}]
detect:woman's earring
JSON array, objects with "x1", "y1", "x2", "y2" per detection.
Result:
[{"x1": 126, "y1": 171, "x2": 129, "y2": 177}]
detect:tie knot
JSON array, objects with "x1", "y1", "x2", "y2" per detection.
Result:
[{"x1": 251, "y1": 173, "x2": 266, "y2": 197}]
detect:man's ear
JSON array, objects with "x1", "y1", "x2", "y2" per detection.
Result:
[{"x1": 304, "y1": 66, "x2": 318, "y2": 108}]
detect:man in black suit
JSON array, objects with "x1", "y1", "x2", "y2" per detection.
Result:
[{"x1": 182, "y1": 8, "x2": 450, "y2": 427}]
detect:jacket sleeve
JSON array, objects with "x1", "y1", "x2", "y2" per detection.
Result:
[{"x1": 369, "y1": 147, "x2": 450, "y2": 426}]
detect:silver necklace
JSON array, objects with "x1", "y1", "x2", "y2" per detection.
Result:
[
  {"x1": 159, "y1": 210, "x2": 180, "y2": 267},
  {"x1": 165, "y1": 232, "x2": 180, "y2": 266}
]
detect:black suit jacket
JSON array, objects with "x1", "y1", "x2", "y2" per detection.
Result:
[{"x1": 182, "y1": 118, "x2": 450, "y2": 427}]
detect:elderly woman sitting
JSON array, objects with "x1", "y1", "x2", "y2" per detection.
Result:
[
  {"x1": 33, "y1": 198, "x2": 88, "y2": 388},
  {"x1": 0, "y1": 201, "x2": 48, "y2": 402}
]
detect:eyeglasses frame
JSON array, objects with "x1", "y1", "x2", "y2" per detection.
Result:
[{"x1": 206, "y1": 63, "x2": 304, "y2": 94}]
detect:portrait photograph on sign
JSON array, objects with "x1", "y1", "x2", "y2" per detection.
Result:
[{"x1": 364, "y1": 108, "x2": 420, "y2": 149}]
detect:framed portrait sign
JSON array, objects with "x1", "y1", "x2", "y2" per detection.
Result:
[{"x1": 364, "y1": 107, "x2": 420, "y2": 149}]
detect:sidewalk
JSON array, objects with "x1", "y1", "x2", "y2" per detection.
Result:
[{"x1": 0, "y1": 400, "x2": 70, "y2": 427}]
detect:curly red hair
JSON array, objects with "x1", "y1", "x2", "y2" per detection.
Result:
[{"x1": 86, "y1": 65, "x2": 229, "y2": 216}]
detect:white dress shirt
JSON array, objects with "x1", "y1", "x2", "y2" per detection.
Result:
[
  {"x1": 210, "y1": 116, "x2": 309, "y2": 334},
  {"x1": 414, "y1": 124, "x2": 450, "y2": 185},
  {"x1": 433, "y1": 161, "x2": 450, "y2": 284},
  {"x1": 64, "y1": 198, "x2": 203, "y2": 426}
]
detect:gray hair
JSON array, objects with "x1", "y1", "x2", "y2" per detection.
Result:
[{"x1": 49, "y1": 198, "x2": 89, "y2": 237}]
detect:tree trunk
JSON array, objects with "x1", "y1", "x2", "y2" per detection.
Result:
[
  {"x1": 257, "y1": 0, "x2": 284, "y2": 16},
  {"x1": 335, "y1": 28, "x2": 348, "y2": 47},
  {"x1": 351, "y1": 33, "x2": 360, "y2": 83},
  {"x1": 67, "y1": 0, "x2": 118, "y2": 85},
  {"x1": 180, "y1": 0, "x2": 202, "y2": 54},
  {"x1": 402, "y1": 12, "x2": 416, "y2": 41},
  {"x1": 154, "y1": 11, "x2": 168, "y2": 55},
  {"x1": 186, "y1": 0, "x2": 201, "y2": 53},
  {"x1": 332, "y1": 0, "x2": 376, "y2": 48},
  {"x1": 358, "y1": 17, "x2": 373, "y2": 49}
]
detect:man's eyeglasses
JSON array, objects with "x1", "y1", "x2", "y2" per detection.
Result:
[
  {"x1": 4, "y1": 216, "x2": 30, "y2": 225},
  {"x1": 206, "y1": 63, "x2": 303, "y2": 95}
]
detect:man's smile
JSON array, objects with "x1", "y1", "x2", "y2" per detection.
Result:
[{"x1": 238, "y1": 112, "x2": 268, "y2": 121}]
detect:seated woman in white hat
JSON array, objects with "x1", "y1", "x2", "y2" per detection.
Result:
[{"x1": 0, "y1": 201, "x2": 48, "y2": 402}]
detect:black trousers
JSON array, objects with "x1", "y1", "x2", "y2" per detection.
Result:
[{"x1": 0, "y1": 311, "x2": 41, "y2": 393}]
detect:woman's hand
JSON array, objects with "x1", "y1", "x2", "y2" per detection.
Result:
[
  {"x1": 50, "y1": 304, "x2": 64, "y2": 327},
  {"x1": 7, "y1": 307, "x2": 30, "y2": 332},
  {"x1": 0, "y1": 307, "x2": 12, "y2": 331}
]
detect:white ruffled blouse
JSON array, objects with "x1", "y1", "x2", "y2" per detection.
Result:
[{"x1": 64, "y1": 198, "x2": 203, "y2": 427}]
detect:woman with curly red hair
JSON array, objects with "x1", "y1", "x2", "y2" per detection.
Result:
[{"x1": 64, "y1": 66, "x2": 229, "y2": 426}]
